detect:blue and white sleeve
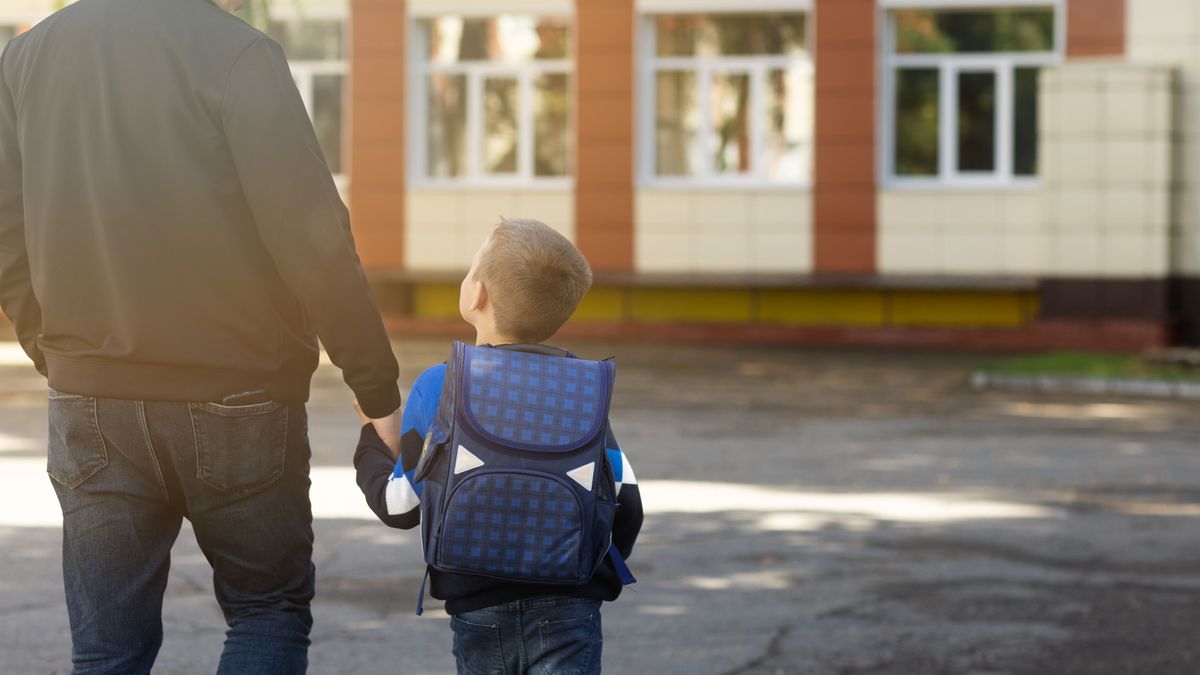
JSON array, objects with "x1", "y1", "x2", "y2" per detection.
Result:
[
  {"x1": 354, "y1": 386, "x2": 428, "y2": 530},
  {"x1": 606, "y1": 426, "x2": 643, "y2": 560},
  {"x1": 383, "y1": 387, "x2": 428, "y2": 520}
]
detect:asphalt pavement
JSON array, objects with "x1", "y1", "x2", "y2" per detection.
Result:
[{"x1": 1, "y1": 339, "x2": 1198, "y2": 674}]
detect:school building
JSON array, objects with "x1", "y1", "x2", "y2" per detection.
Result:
[{"x1": 4, "y1": 0, "x2": 1200, "y2": 350}]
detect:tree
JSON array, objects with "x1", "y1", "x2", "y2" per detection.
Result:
[{"x1": 237, "y1": 0, "x2": 275, "y2": 31}]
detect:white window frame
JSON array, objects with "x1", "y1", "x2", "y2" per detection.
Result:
[
  {"x1": 408, "y1": 11, "x2": 574, "y2": 189},
  {"x1": 271, "y1": 7, "x2": 350, "y2": 189},
  {"x1": 879, "y1": 0, "x2": 1065, "y2": 190},
  {"x1": 637, "y1": 5, "x2": 814, "y2": 190}
]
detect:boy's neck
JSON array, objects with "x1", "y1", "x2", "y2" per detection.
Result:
[{"x1": 474, "y1": 329, "x2": 524, "y2": 347}]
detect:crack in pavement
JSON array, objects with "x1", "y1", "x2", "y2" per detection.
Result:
[{"x1": 720, "y1": 623, "x2": 792, "y2": 675}]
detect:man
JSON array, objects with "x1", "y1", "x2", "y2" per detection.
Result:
[{"x1": 0, "y1": 0, "x2": 404, "y2": 672}]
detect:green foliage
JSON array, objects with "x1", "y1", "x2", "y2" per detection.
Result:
[
  {"x1": 895, "y1": 9, "x2": 1055, "y2": 54},
  {"x1": 236, "y1": 0, "x2": 274, "y2": 30},
  {"x1": 981, "y1": 352, "x2": 1200, "y2": 383}
]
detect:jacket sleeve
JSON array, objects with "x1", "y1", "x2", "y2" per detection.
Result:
[
  {"x1": 0, "y1": 44, "x2": 45, "y2": 376},
  {"x1": 220, "y1": 36, "x2": 399, "y2": 418},
  {"x1": 605, "y1": 425, "x2": 643, "y2": 561},
  {"x1": 354, "y1": 384, "x2": 428, "y2": 530}
]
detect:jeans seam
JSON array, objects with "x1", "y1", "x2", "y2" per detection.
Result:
[
  {"x1": 84, "y1": 396, "x2": 110, "y2": 487},
  {"x1": 515, "y1": 609, "x2": 525, "y2": 674},
  {"x1": 137, "y1": 401, "x2": 171, "y2": 502}
]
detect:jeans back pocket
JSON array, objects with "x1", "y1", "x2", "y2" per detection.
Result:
[
  {"x1": 189, "y1": 401, "x2": 288, "y2": 495},
  {"x1": 536, "y1": 602, "x2": 603, "y2": 675},
  {"x1": 47, "y1": 391, "x2": 109, "y2": 489}
]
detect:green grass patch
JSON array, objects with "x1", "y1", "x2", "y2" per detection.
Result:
[{"x1": 980, "y1": 352, "x2": 1200, "y2": 383}]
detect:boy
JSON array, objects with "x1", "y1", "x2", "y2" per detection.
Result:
[{"x1": 354, "y1": 218, "x2": 643, "y2": 675}]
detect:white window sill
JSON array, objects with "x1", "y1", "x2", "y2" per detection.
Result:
[
  {"x1": 882, "y1": 177, "x2": 1042, "y2": 191},
  {"x1": 639, "y1": 179, "x2": 811, "y2": 191},
  {"x1": 409, "y1": 179, "x2": 574, "y2": 191}
]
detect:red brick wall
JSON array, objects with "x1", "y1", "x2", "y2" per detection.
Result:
[
  {"x1": 574, "y1": 0, "x2": 635, "y2": 273},
  {"x1": 348, "y1": 0, "x2": 407, "y2": 269},
  {"x1": 812, "y1": 0, "x2": 877, "y2": 275},
  {"x1": 1067, "y1": 0, "x2": 1126, "y2": 57}
]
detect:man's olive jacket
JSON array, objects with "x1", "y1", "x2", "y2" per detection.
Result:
[{"x1": 0, "y1": 0, "x2": 401, "y2": 416}]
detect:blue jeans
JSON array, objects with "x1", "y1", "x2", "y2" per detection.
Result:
[
  {"x1": 450, "y1": 597, "x2": 603, "y2": 675},
  {"x1": 47, "y1": 390, "x2": 315, "y2": 674}
]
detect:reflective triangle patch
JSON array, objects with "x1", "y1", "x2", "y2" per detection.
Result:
[
  {"x1": 454, "y1": 445, "x2": 485, "y2": 475},
  {"x1": 567, "y1": 462, "x2": 595, "y2": 491}
]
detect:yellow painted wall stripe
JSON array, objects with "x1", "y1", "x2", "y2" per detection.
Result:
[
  {"x1": 630, "y1": 288, "x2": 754, "y2": 324},
  {"x1": 759, "y1": 290, "x2": 887, "y2": 326},
  {"x1": 888, "y1": 291, "x2": 1032, "y2": 327},
  {"x1": 410, "y1": 282, "x2": 1038, "y2": 328},
  {"x1": 413, "y1": 283, "x2": 461, "y2": 320},
  {"x1": 572, "y1": 288, "x2": 625, "y2": 322}
]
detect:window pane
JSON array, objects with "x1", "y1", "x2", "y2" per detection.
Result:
[
  {"x1": 534, "y1": 73, "x2": 570, "y2": 177},
  {"x1": 655, "y1": 71, "x2": 700, "y2": 176},
  {"x1": 268, "y1": 19, "x2": 344, "y2": 60},
  {"x1": 763, "y1": 68, "x2": 812, "y2": 182},
  {"x1": 957, "y1": 71, "x2": 996, "y2": 172},
  {"x1": 426, "y1": 16, "x2": 570, "y2": 63},
  {"x1": 312, "y1": 74, "x2": 344, "y2": 174},
  {"x1": 484, "y1": 78, "x2": 519, "y2": 174},
  {"x1": 895, "y1": 9, "x2": 1055, "y2": 54},
  {"x1": 427, "y1": 73, "x2": 468, "y2": 178},
  {"x1": 656, "y1": 14, "x2": 807, "y2": 57},
  {"x1": 894, "y1": 69, "x2": 939, "y2": 177},
  {"x1": 711, "y1": 72, "x2": 751, "y2": 175},
  {"x1": 1014, "y1": 67, "x2": 1039, "y2": 176}
]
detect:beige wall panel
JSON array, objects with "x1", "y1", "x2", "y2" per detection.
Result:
[
  {"x1": 1040, "y1": 59, "x2": 1175, "y2": 277},
  {"x1": 635, "y1": 189, "x2": 812, "y2": 273},
  {"x1": 1128, "y1": 0, "x2": 1200, "y2": 273},
  {"x1": 878, "y1": 190, "x2": 1037, "y2": 276},
  {"x1": 407, "y1": 189, "x2": 574, "y2": 270}
]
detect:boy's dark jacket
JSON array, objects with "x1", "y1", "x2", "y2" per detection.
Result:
[{"x1": 354, "y1": 344, "x2": 644, "y2": 615}]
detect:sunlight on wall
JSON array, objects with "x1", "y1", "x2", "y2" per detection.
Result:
[{"x1": 0, "y1": 344, "x2": 30, "y2": 366}]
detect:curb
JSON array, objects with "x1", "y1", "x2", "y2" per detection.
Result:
[{"x1": 971, "y1": 371, "x2": 1200, "y2": 400}]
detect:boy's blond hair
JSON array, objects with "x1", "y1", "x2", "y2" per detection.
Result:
[{"x1": 476, "y1": 218, "x2": 593, "y2": 343}]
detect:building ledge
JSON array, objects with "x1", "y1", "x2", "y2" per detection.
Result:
[{"x1": 367, "y1": 269, "x2": 1039, "y2": 292}]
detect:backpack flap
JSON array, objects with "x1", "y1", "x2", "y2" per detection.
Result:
[{"x1": 460, "y1": 345, "x2": 612, "y2": 454}]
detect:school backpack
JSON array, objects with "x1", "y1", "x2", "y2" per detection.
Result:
[{"x1": 412, "y1": 342, "x2": 635, "y2": 614}]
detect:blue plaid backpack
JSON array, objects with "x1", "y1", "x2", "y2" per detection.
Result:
[{"x1": 412, "y1": 342, "x2": 636, "y2": 614}]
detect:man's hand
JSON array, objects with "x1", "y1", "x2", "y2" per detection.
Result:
[{"x1": 354, "y1": 400, "x2": 402, "y2": 461}]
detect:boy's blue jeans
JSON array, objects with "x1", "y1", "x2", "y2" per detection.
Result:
[
  {"x1": 47, "y1": 390, "x2": 315, "y2": 674},
  {"x1": 450, "y1": 596, "x2": 603, "y2": 675}
]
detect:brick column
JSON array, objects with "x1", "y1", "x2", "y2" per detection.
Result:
[
  {"x1": 348, "y1": 0, "x2": 407, "y2": 270},
  {"x1": 574, "y1": 0, "x2": 635, "y2": 273},
  {"x1": 1067, "y1": 0, "x2": 1126, "y2": 57},
  {"x1": 813, "y1": 0, "x2": 877, "y2": 275}
]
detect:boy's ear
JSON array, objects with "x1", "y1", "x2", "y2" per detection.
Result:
[{"x1": 472, "y1": 279, "x2": 490, "y2": 313}]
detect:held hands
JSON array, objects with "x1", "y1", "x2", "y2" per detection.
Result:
[{"x1": 354, "y1": 399, "x2": 403, "y2": 461}]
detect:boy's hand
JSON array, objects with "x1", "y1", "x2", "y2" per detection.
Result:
[{"x1": 354, "y1": 399, "x2": 403, "y2": 460}]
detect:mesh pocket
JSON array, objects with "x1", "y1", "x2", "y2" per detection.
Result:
[
  {"x1": 438, "y1": 472, "x2": 584, "y2": 582},
  {"x1": 416, "y1": 439, "x2": 451, "y2": 485}
]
